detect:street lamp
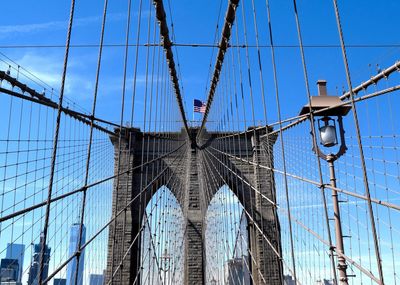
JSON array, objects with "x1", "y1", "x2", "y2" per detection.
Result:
[
  {"x1": 160, "y1": 248, "x2": 171, "y2": 285},
  {"x1": 300, "y1": 80, "x2": 351, "y2": 285}
]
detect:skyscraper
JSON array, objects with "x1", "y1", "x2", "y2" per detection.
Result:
[
  {"x1": 315, "y1": 280, "x2": 334, "y2": 285},
  {"x1": 27, "y1": 233, "x2": 51, "y2": 285},
  {"x1": 5, "y1": 243, "x2": 25, "y2": 283},
  {"x1": 0, "y1": 258, "x2": 20, "y2": 283},
  {"x1": 53, "y1": 278, "x2": 66, "y2": 285},
  {"x1": 66, "y1": 223, "x2": 86, "y2": 285},
  {"x1": 226, "y1": 258, "x2": 250, "y2": 285},
  {"x1": 89, "y1": 274, "x2": 104, "y2": 285},
  {"x1": 284, "y1": 275, "x2": 296, "y2": 285}
]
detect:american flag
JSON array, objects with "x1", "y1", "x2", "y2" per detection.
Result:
[{"x1": 193, "y1": 99, "x2": 206, "y2": 113}]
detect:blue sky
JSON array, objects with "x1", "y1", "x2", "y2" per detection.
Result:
[
  {"x1": 0, "y1": 0, "x2": 399, "y2": 285},
  {"x1": 0, "y1": 0, "x2": 399, "y2": 126}
]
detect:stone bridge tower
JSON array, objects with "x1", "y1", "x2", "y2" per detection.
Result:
[{"x1": 105, "y1": 127, "x2": 283, "y2": 285}]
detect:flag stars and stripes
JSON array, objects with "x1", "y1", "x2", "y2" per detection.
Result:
[{"x1": 194, "y1": 99, "x2": 206, "y2": 113}]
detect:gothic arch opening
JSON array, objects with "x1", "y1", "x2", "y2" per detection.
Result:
[
  {"x1": 205, "y1": 185, "x2": 251, "y2": 285},
  {"x1": 140, "y1": 185, "x2": 185, "y2": 285}
]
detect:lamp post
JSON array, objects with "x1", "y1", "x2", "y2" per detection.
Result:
[
  {"x1": 160, "y1": 248, "x2": 171, "y2": 285},
  {"x1": 300, "y1": 80, "x2": 351, "y2": 285}
]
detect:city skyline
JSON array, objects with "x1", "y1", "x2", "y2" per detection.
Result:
[
  {"x1": 27, "y1": 233, "x2": 51, "y2": 285},
  {"x1": 0, "y1": 223, "x2": 104, "y2": 285},
  {"x1": 66, "y1": 223, "x2": 86, "y2": 285},
  {"x1": 0, "y1": 0, "x2": 399, "y2": 284},
  {"x1": 88, "y1": 274, "x2": 104, "y2": 285},
  {"x1": 4, "y1": 243, "x2": 25, "y2": 283}
]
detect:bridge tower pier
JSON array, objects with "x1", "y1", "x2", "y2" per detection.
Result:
[
  {"x1": 200, "y1": 127, "x2": 283, "y2": 285},
  {"x1": 105, "y1": 127, "x2": 282, "y2": 285},
  {"x1": 248, "y1": 130, "x2": 283, "y2": 285},
  {"x1": 105, "y1": 128, "x2": 143, "y2": 285},
  {"x1": 183, "y1": 145, "x2": 205, "y2": 284}
]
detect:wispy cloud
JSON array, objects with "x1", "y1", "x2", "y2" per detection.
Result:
[
  {"x1": 11, "y1": 52, "x2": 96, "y2": 103},
  {"x1": 0, "y1": 21, "x2": 65, "y2": 36},
  {"x1": 0, "y1": 13, "x2": 125, "y2": 39}
]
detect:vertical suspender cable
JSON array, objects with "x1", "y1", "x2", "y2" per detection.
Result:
[
  {"x1": 291, "y1": 0, "x2": 338, "y2": 282},
  {"x1": 153, "y1": 0, "x2": 190, "y2": 137},
  {"x1": 331, "y1": 1, "x2": 384, "y2": 283},
  {"x1": 74, "y1": 1, "x2": 109, "y2": 284},
  {"x1": 130, "y1": 0, "x2": 143, "y2": 125},
  {"x1": 263, "y1": 0, "x2": 301, "y2": 281},
  {"x1": 38, "y1": 1, "x2": 75, "y2": 284},
  {"x1": 266, "y1": 20, "x2": 298, "y2": 285},
  {"x1": 136, "y1": 1, "x2": 153, "y2": 281},
  {"x1": 198, "y1": 0, "x2": 240, "y2": 138},
  {"x1": 110, "y1": 0, "x2": 132, "y2": 282}
]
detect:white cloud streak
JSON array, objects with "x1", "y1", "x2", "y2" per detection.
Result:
[{"x1": 0, "y1": 13, "x2": 125, "y2": 39}]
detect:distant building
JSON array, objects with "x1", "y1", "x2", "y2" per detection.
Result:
[
  {"x1": 315, "y1": 280, "x2": 334, "y2": 285},
  {"x1": 0, "y1": 258, "x2": 20, "y2": 283},
  {"x1": 5, "y1": 244, "x2": 25, "y2": 283},
  {"x1": 66, "y1": 223, "x2": 86, "y2": 285},
  {"x1": 27, "y1": 233, "x2": 51, "y2": 285},
  {"x1": 53, "y1": 278, "x2": 66, "y2": 285},
  {"x1": 284, "y1": 275, "x2": 296, "y2": 285},
  {"x1": 226, "y1": 258, "x2": 250, "y2": 285},
  {"x1": 89, "y1": 274, "x2": 104, "y2": 285}
]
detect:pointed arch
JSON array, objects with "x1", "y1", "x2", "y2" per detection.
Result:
[{"x1": 140, "y1": 185, "x2": 185, "y2": 285}]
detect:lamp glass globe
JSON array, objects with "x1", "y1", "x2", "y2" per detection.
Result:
[{"x1": 319, "y1": 125, "x2": 337, "y2": 147}]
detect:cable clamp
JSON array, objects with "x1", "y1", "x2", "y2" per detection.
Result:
[{"x1": 319, "y1": 183, "x2": 328, "y2": 190}]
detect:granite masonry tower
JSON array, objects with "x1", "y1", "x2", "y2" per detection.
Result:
[{"x1": 105, "y1": 127, "x2": 282, "y2": 285}]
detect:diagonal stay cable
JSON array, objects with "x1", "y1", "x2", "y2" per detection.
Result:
[
  {"x1": 111, "y1": 152, "x2": 185, "y2": 284},
  {"x1": 200, "y1": 148, "x2": 299, "y2": 281},
  {"x1": 204, "y1": 60, "x2": 400, "y2": 142},
  {"x1": 42, "y1": 143, "x2": 187, "y2": 284},
  {"x1": 209, "y1": 145, "x2": 400, "y2": 211},
  {"x1": 0, "y1": 142, "x2": 186, "y2": 223}
]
